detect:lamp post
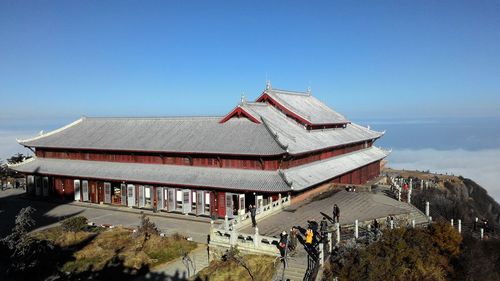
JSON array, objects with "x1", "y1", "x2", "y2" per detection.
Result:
[{"x1": 253, "y1": 192, "x2": 257, "y2": 213}]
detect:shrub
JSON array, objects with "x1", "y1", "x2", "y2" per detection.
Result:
[
  {"x1": 137, "y1": 212, "x2": 159, "y2": 238},
  {"x1": 1, "y1": 207, "x2": 57, "y2": 280},
  {"x1": 61, "y1": 216, "x2": 88, "y2": 232},
  {"x1": 324, "y1": 223, "x2": 463, "y2": 281}
]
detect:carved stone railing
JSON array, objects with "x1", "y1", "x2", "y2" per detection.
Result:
[
  {"x1": 220, "y1": 194, "x2": 291, "y2": 231},
  {"x1": 209, "y1": 221, "x2": 280, "y2": 255}
]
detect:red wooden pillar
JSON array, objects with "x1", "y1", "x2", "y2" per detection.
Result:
[
  {"x1": 152, "y1": 186, "x2": 157, "y2": 210},
  {"x1": 210, "y1": 191, "x2": 217, "y2": 218},
  {"x1": 64, "y1": 178, "x2": 74, "y2": 199},
  {"x1": 54, "y1": 177, "x2": 64, "y2": 198}
]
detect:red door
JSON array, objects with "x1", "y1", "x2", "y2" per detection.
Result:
[
  {"x1": 90, "y1": 181, "x2": 98, "y2": 203},
  {"x1": 217, "y1": 192, "x2": 226, "y2": 219}
]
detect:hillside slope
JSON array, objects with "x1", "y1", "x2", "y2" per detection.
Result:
[{"x1": 384, "y1": 168, "x2": 500, "y2": 227}]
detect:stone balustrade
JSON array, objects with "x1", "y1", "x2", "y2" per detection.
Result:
[
  {"x1": 220, "y1": 194, "x2": 291, "y2": 231},
  {"x1": 209, "y1": 221, "x2": 280, "y2": 255}
]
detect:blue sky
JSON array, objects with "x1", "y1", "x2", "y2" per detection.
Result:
[
  {"x1": 1, "y1": 0, "x2": 499, "y2": 121},
  {"x1": 2, "y1": 1, "x2": 500, "y2": 201}
]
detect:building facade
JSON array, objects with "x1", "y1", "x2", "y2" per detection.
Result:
[{"x1": 10, "y1": 84, "x2": 389, "y2": 219}]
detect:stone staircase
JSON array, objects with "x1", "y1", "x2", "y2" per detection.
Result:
[
  {"x1": 283, "y1": 249, "x2": 308, "y2": 281},
  {"x1": 135, "y1": 245, "x2": 210, "y2": 281}
]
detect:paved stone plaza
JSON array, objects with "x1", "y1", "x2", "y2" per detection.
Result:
[
  {"x1": 0, "y1": 188, "x2": 211, "y2": 243},
  {"x1": 241, "y1": 187, "x2": 427, "y2": 237}
]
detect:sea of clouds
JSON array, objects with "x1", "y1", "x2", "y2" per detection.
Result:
[
  {"x1": 388, "y1": 148, "x2": 500, "y2": 203},
  {"x1": 0, "y1": 129, "x2": 35, "y2": 161}
]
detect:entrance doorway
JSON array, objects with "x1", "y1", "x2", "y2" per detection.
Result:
[{"x1": 127, "y1": 184, "x2": 135, "y2": 207}]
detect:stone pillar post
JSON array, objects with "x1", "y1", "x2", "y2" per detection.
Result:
[
  {"x1": 224, "y1": 215, "x2": 229, "y2": 231},
  {"x1": 210, "y1": 220, "x2": 215, "y2": 236},
  {"x1": 390, "y1": 219, "x2": 394, "y2": 230},
  {"x1": 254, "y1": 227, "x2": 260, "y2": 248},
  {"x1": 407, "y1": 187, "x2": 412, "y2": 204},
  {"x1": 451, "y1": 219, "x2": 454, "y2": 227},
  {"x1": 421, "y1": 179, "x2": 424, "y2": 190},
  {"x1": 354, "y1": 220, "x2": 359, "y2": 239},
  {"x1": 278, "y1": 193, "x2": 282, "y2": 207},
  {"x1": 480, "y1": 228, "x2": 484, "y2": 240},
  {"x1": 458, "y1": 219, "x2": 462, "y2": 234},
  {"x1": 230, "y1": 227, "x2": 237, "y2": 246},
  {"x1": 336, "y1": 223, "x2": 340, "y2": 244},
  {"x1": 319, "y1": 243, "x2": 324, "y2": 266},
  {"x1": 328, "y1": 232, "x2": 333, "y2": 252},
  {"x1": 412, "y1": 219, "x2": 415, "y2": 228},
  {"x1": 425, "y1": 201, "x2": 430, "y2": 217}
]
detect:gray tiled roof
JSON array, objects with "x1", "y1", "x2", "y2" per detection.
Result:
[
  {"x1": 264, "y1": 89, "x2": 349, "y2": 124},
  {"x1": 9, "y1": 157, "x2": 291, "y2": 193},
  {"x1": 18, "y1": 89, "x2": 383, "y2": 157},
  {"x1": 19, "y1": 117, "x2": 286, "y2": 156},
  {"x1": 242, "y1": 103, "x2": 383, "y2": 155},
  {"x1": 284, "y1": 146, "x2": 390, "y2": 191},
  {"x1": 10, "y1": 146, "x2": 389, "y2": 193}
]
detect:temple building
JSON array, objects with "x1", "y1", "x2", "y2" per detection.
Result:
[{"x1": 9, "y1": 84, "x2": 389, "y2": 219}]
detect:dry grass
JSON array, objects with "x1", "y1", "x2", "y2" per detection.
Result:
[
  {"x1": 33, "y1": 226, "x2": 197, "y2": 274},
  {"x1": 61, "y1": 227, "x2": 196, "y2": 273},
  {"x1": 31, "y1": 226, "x2": 96, "y2": 248},
  {"x1": 194, "y1": 254, "x2": 275, "y2": 281}
]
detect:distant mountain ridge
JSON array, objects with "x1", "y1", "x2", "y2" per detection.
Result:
[{"x1": 385, "y1": 168, "x2": 500, "y2": 228}]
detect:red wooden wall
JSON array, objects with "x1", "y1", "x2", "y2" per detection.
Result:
[{"x1": 35, "y1": 139, "x2": 374, "y2": 171}]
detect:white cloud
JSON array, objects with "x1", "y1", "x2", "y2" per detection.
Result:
[
  {"x1": 388, "y1": 148, "x2": 500, "y2": 203},
  {"x1": 0, "y1": 130, "x2": 35, "y2": 161}
]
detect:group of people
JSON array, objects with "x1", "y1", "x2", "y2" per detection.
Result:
[
  {"x1": 284, "y1": 203, "x2": 342, "y2": 257},
  {"x1": 1, "y1": 181, "x2": 22, "y2": 191},
  {"x1": 278, "y1": 227, "x2": 299, "y2": 259},
  {"x1": 256, "y1": 202, "x2": 343, "y2": 263}
]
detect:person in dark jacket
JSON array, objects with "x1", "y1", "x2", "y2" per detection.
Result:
[
  {"x1": 279, "y1": 231, "x2": 289, "y2": 260},
  {"x1": 289, "y1": 227, "x2": 298, "y2": 252},
  {"x1": 333, "y1": 204, "x2": 340, "y2": 223},
  {"x1": 320, "y1": 217, "x2": 328, "y2": 241},
  {"x1": 249, "y1": 205, "x2": 257, "y2": 227}
]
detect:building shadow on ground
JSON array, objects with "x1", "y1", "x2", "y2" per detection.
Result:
[{"x1": 0, "y1": 189, "x2": 182, "y2": 281}]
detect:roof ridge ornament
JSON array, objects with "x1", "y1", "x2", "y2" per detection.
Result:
[
  {"x1": 240, "y1": 93, "x2": 247, "y2": 105},
  {"x1": 265, "y1": 80, "x2": 272, "y2": 91},
  {"x1": 307, "y1": 85, "x2": 312, "y2": 96}
]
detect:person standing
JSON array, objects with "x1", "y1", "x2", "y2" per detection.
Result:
[
  {"x1": 305, "y1": 227, "x2": 314, "y2": 247},
  {"x1": 333, "y1": 204, "x2": 340, "y2": 223},
  {"x1": 289, "y1": 227, "x2": 298, "y2": 252},
  {"x1": 279, "y1": 231, "x2": 288, "y2": 259},
  {"x1": 320, "y1": 217, "x2": 328, "y2": 241},
  {"x1": 250, "y1": 205, "x2": 257, "y2": 227}
]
